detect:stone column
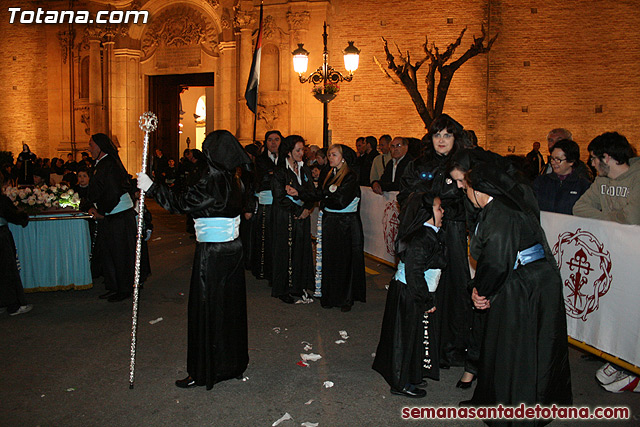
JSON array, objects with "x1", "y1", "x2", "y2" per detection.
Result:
[
  {"x1": 234, "y1": 2, "x2": 256, "y2": 144},
  {"x1": 216, "y1": 41, "x2": 237, "y2": 132},
  {"x1": 287, "y1": 10, "x2": 310, "y2": 137},
  {"x1": 112, "y1": 48, "x2": 142, "y2": 174},
  {"x1": 87, "y1": 29, "x2": 104, "y2": 134},
  {"x1": 103, "y1": 35, "x2": 115, "y2": 136}
]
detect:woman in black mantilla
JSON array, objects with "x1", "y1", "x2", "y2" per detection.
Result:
[
  {"x1": 373, "y1": 192, "x2": 446, "y2": 398},
  {"x1": 270, "y1": 135, "x2": 315, "y2": 303},
  {"x1": 453, "y1": 161, "x2": 572, "y2": 426},
  {"x1": 291, "y1": 144, "x2": 366, "y2": 311},
  {"x1": 137, "y1": 130, "x2": 250, "y2": 390},
  {"x1": 398, "y1": 114, "x2": 472, "y2": 371}
]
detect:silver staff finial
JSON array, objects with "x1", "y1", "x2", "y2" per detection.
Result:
[{"x1": 138, "y1": 112, "x2": 158, "y2": 133}]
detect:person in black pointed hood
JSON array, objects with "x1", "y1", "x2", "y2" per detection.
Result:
[{"x1": 137, "y1": 130, "x2": 250, "y2": 391}]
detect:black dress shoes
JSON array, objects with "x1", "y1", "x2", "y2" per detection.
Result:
[
  {"x1": 279, "y1": 295, "x2": 294, "y2": 304},
  {"x1": 99, "y1": 291, "x2": 116, "y2": 299},
  {"x1": 108, "y1": 292, "x2": 131, "y2": 302},
  {"x1": 340, "y1": 305, "x2": 352, "y2": 312},
  {"x1": 390, "y1": 385, "x2": 427, "y2": 398},
  {"x1": 456, "y1": 376, "x2": 476, "y2": 389},
  {"x1": 175, "y1": 376, "x2": 197, "y2": 388}
]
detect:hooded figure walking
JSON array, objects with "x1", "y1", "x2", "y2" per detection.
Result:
[{"x1": 137, "y1": 130, "x2": 251, "y2": 390}]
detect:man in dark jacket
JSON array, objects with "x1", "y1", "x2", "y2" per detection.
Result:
[{"x1": 372, "y1": 137, "x2": 413, "y2": 194}]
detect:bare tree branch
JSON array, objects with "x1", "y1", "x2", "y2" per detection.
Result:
[{"x1": 373, "y1": 55, "x2": 399, "y2": 84}]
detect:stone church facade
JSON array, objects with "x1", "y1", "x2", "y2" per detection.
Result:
[{"x1": 0, "y1": 0, "x2": 638, "y2": 172}]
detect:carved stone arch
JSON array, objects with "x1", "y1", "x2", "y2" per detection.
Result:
[{"x1": 128, "y1": 0, "x2": 224, "y2": 58}]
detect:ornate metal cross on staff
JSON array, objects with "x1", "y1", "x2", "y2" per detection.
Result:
[{"x1": 129, "y1": 111, "x2": 158, "y2": 389}]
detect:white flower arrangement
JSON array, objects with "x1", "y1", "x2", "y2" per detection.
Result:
[{"x1": 3, "y1": 184, "x2": 81, "y2": 214}]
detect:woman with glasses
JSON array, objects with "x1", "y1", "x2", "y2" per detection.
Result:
[{"x1": 533, "y1": 139, "x2": 591, "y2": 215}]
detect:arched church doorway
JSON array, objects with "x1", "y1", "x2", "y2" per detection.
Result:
[{"x1": 148, "y1": 72, "x2": 214, "y2": 163}]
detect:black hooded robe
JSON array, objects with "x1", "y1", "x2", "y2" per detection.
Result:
[
  {"x1": 250, "y1": 152, "x2": 278, "y2": 281},
  {"x1": 307, "y1": 169, "x2": 366, "y2": 308},
  {"x1": 468, "y1": 197, "x2": 572, "y2": 426},
  {"x1": 373, "y1": 224, "x2": 446, "y2": 390},
  {"x1": 0, "y1": 194, "x2": 29, "y2": 312},
  {"x1": 87, "y1": 152, "x2": 136, "y2": 297},
  {"x1": 148, "y1": 131, "x2": 249, "y2": 390},
  {"x1": 399, "y1": 154, "x2": 472, "y2": 367},
  {"x1": 270, "y1": 164, "x2": 315, "y2": 298}
]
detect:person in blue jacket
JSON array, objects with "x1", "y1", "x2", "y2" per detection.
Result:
[{"x1": 533, "y1": 139, "x2": 591, "y2": 215}]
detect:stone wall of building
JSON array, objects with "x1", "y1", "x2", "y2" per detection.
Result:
[
  {"x1": 1, "y1": 0, "x2": 638, "y2": 163},
  {"x1": 0, "y1": 0, "x2": 51, "y2": 158},
  {"x1": 329, "y1": 0, "x2": 640, "y2": 157}
]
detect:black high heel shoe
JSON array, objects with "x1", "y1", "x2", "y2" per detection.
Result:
[{"x1": 456, "y1": 375, "x2": 476, "y2": 389}]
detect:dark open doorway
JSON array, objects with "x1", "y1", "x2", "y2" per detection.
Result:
[{"x1": 148, "y1": 73, "x2": 214, "y2": 163}]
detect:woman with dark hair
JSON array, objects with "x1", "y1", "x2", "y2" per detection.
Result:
[
  {"x1": 454, "y1": 161, "x2": 572, "y2": 425},
  {"x1": 270, "y1": 135, "x2": 315, "y2": 303},
  {"x1": 398, "y1": 114, "x2": 471, "y2": 372},
  {"x1": 250, "y1": 130, "x2": 283, "y2": 282},
  {"x1": 373, "y1": 192, "x2": 446, "y2": 398},
  {"x1": 137, "y1": 130, "x2": 251, "y2": 390},
  {"x1": 533, "y1": 139, "x2": 591, "y2": 215},
  {"x1": 290, "y1": 144, "x2": 366, "y2": 311},
  {"x1": 50, "y1": 157, "x2": 65, "y2": 185}
]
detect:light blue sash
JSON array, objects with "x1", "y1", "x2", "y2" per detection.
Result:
[
  {"x1": 106, "y1": 192, "x2": 134, "y2": 215},
  {"x1": 324, "y1": 197, "x2": 360, "y2": 213},
  {"x1": 394, "y1": 261, "x2": 442, "y2": 292},
  {"x1": 513, "y1": 243, "x2": 544, "y2": 269},
  {"x1": 257, "y1": 190, "x2": 273, "y2": 205},
  {"x1": 194, "y1": 216, "x2": 240, "y2": 243},
  {"x1": 0, "y1": 217, "x2": 7, "y2": 226},
  {"x1": 286, "y1": 195, "x2": 304, "y2": 206}
]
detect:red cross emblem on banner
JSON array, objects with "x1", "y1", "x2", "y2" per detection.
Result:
[{"x1": 552, "y1": 229, "x2": 612, "y2": 321}]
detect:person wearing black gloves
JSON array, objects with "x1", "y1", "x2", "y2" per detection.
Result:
[{"x1": 137, "y1": 130, "x2": 251, "y2": 391}]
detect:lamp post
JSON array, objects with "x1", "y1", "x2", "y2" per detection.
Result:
[{"x1": 292, "y1": 22, "x2": 360, "y2": 149}]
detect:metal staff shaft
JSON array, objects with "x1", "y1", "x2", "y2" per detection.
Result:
[{"x1": 129, "y1": 112, "x2": 158, "y2": 389}]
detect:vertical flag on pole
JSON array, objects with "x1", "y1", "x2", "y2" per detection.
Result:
[{"x1": 244, "y1": 3, "x2": 263, "y2": 114}]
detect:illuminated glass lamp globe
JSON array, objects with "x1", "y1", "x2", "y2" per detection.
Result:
[
  {"x1": 292, "y1": 43, "x2": 310, "y2": 75},
  {"x1": 343, "y1": 41, "x2": 360, "y2": 75}
]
